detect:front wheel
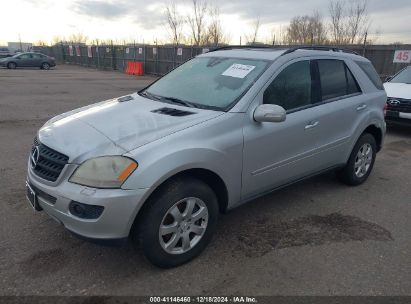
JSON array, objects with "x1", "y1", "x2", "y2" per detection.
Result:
[
  {"x1": 337, "y1": 133, "x2": 377, "y2": 186},
  {"x1": 134, "y1": 178, "x2": 219, "y2": 268}
]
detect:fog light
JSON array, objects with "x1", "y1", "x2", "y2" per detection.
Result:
[{"x1": 69, "y1": 201, "x2": 104, "y2": 219}]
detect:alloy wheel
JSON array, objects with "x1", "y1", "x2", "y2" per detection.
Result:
[
  {"x1": 354, "y1": 143, "x2": 373, "y2": 178},
  {"x1": 159, "y1": 197, "x2": 208, "y2": 255}
]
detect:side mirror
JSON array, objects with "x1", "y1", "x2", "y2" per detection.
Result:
[
  {"x1": 253, "y1": 104, "x2": 286, "y2": 123},
  {"x1": 385, "y1": 76, "x2": 393, "y2": 82}
]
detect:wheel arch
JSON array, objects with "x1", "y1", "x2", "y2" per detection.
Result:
[
  {"x1": 130, "y1": 167, "x2": 229, "y2": 236},
  {"x1": 361, "y1": 124, "x2": 384, "y2": 152}
]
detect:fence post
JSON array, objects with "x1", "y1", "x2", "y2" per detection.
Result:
[
  {"x1": 143, "y1": 43, "x2": 146, "y2": 74},
  {"x1": 96, "y1": 41, "x2": 100, "y2": 69},
  {"x1": 60, "y1": 42, "x2": 65, "y2": 62}
]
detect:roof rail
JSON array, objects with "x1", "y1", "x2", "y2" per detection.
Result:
[
  {"x1": 281, "y1": 46, "x2": 359, "y2": 56},
  {"x1": 207, "y1": 45, "x2": 359, "y2": 55},
  {"x1": 209, "y1": 45, "x2": 274, "y2": 52}
]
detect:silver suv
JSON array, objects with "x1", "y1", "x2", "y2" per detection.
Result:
[{"x1": 26, "y1": 47, "x2": 386, "y2": 267}]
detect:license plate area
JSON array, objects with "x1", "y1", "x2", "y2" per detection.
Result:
[
  {"x1": 26, "y1": 181, "x2": 42, "y2": 211},
  {"x1": 399, "y1": 112, "x2": 411, "y2": 120}
]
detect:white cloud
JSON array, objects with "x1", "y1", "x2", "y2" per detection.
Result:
[{"x1": 0, "y1": 0, "x2": 410, "y2": 45}]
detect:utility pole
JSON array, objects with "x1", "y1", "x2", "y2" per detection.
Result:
[
  {"x1": 240, "y1": 36, "x2": 242, "y2": 46},
  {"x1": 18, "y1": 33, "x2": 23, "y2": 51},
  {"x1": 362, "y1": 31, "x2": 368, "y2": 56}
]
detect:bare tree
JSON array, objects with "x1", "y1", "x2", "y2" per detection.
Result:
[
  {"x1": 329, "y1": 0, "x2": 370, "y2": 44},
  {"x1": 164, "y1": 1, "x2": 185, "y2": 45},
  {"x1": 329, "y1": 0, "x2": 347, "y2": 44},
  {"x1": 68, "y1": 32, "x2": 88, "y2": 44},
  {"x1": 286, "y1": 12, "x2": 327, "y2": 45},
  {"x1": 34, "y1": 40, "x2": 48, "y2": 46},
  {"x1": 205, "y1": 6, "x2": 228, "y2": 46},
  {"x1": 245, "y1": 16, "x2": 261, "y2": 45},
  {"x1": 347, "y1": 0, "x2": 369, "y2": 44},
  {"x1": 310, "y1": 11, "x2": 328, "y2": 44},
  {"x1": 187, "y1": 0, "x2": 208, "y2": 46}
]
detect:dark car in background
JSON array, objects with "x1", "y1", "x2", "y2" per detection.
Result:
[
  {"x1": 0, "y1": 52, "x2": 56, "y2": 70},
  {"x1": 0, "y1": 47, "x2": 13, "y2": 58}
]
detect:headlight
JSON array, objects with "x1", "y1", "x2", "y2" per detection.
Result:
[{"x1": 69, "y1": 156, "x2": 138, "y2": 188}]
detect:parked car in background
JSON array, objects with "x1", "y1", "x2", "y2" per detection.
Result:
[
  {"x1": 26, "y1": 47, "x2": 386, "y2": 268},
  {"x1": 384, "y1": 66, "x2": 411, "y2": 126},
  {"x1": 0, "y1": 52, "x2": 56, "y2": 69},
  {"x1": 0, "y1": 47, "x2": 13, "y2": 58}
]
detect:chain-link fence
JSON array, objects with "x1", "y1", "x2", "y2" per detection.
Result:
[{"x1": 37, "y1": 44, "x2": 411, "y2": 78}]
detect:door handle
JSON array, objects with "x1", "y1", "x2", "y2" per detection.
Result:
[
  {"x1": 305, "y1": 121, "x2": 319, "y2": 130},
  {"x1": 356, "y1": 104, "x2": 367, "y2": 111}
]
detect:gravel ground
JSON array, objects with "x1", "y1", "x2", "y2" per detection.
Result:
[{"x1": 0, "y1": 65, "x2": 410, "y2": 296}]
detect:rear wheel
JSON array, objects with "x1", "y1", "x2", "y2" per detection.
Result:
[
  {"x1": 134, "y1": 177, "x2": 219, "y2": 268},
  {"x1": 41, "y1": 62, "x2": 50, "y2": 70},
  {"x1": 337, "y1": 133, "x2": 376, "y2": 186},
  {"x1": 7, "y1": 62, "x2": 16, "y2": 69}
]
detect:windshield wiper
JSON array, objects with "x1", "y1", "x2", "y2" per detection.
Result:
[
  {"x1": 138, "y1": 90, "x2": 161, "y2": 101},
  {"x1": 139, "y1": 91, "x2": 218, "y2": 110},
  {"x1": 159, "y1": 96, "x2": 200, "y2": 108}
]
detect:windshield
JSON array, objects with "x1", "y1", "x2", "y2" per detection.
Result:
[
  {"x1": 143, "y1": 57, "x2": 269, "y2": 111},
  {"x1": 390, "y1": 67, "x2": 411, "y2": 84}
]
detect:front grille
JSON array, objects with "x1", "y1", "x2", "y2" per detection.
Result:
[
  {"x1": 387, "y1": 98, "x2": 411, "y2": 113},
  {"x1": 31, "y1": 137, "x2": 69, "y2": 182}
]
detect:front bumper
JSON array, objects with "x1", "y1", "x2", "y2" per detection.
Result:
[
  {"x1": 27, "y1": 165, "x2": 150, "y2": 240},
  {"x1": 385, "y1": 110, "x2": 411, "y2": 126}
]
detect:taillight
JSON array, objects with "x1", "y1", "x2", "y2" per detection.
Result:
[{"x1": 383, "y1": 103, "x2": 387, "y2": 116}]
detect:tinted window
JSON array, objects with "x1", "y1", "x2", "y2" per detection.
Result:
[
  {"x1": 355, "y1": 60, "x2": 383, "y2": 90},
  {"x1": 318, "y1": 60, "x2": 361, "y2": 100},
  {"x1": 18, "y1": 54, "x2": 32, "y2": 59},
  {"x1": 32, "y1": 53, "x2": 45, "y2": 59},
  {"x1": 318, "y1": 60, "x2": 343, "y2": 99},
  {"x1": 390, "y1": 67, "x2": 411, "y2": 84},
  {"x1": 346, "y1": 66, "x2": 361, "y2": 94},
  {"x1": 263, "y1": 60, "x2": 312, "y2": 111}
]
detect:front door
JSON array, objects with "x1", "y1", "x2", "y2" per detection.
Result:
[{"x1": 242, "y1": 59, "x2": 326, "y2": 200}]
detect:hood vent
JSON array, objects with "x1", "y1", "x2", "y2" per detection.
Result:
[{"x1": 151, "y1": 107, "x2": 196, "y2": 117}]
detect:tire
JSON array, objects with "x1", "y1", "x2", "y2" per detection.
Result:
[
  {"x1": 337, "y1": 133, "x2": 377, "y2": 186},
  {"x1": 41, "y1": 62, "x2": 50, "y2": 70},
  {"x1": 7, "y1": 62, "x2": 16, "y2": 69},
  {"x1": 134, "y1": 177, "x2": 219, "y2": 268}
]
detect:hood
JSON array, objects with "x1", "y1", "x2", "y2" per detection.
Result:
[
  {"x1": 383, "y1": 82, "x2": 411, "y2": 99},
  {"x1": 38, "y1": 93, "x2": 223, "y2": 162}
]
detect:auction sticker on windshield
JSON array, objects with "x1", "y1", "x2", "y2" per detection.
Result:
[{"x1": 222, "y1": 64, "x2": 256, "y2": 78}]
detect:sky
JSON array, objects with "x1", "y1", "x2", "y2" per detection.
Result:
[{"x1": 1, "y1": 0, "x2": 411, "y2": 45}]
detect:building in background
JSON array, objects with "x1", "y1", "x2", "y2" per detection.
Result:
[{"x1": 7, "y1": 42, "x2": 33, "y2": 53}]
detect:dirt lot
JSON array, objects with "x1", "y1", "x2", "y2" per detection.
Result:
[{"x1": 0, "y1": 65, "x2": 410, "y2": 296}]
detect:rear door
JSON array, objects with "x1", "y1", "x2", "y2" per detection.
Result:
[
  {"x1": 31, "y1": 53, "x2": 44, "y2": 67},
  {"x1": 308, "y1": 59, "x2": 364, "y2": 167}
]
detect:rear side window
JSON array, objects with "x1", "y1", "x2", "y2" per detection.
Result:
[
  {"x1": 317, "y1": 59, "x2": 361, "y2": 100},
  {"x1": 263, "y1": 60, "x2": 312, "y2": 111},
  {"x1": 355, "y1": 60, "x2": 384, "y2": 90}
]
